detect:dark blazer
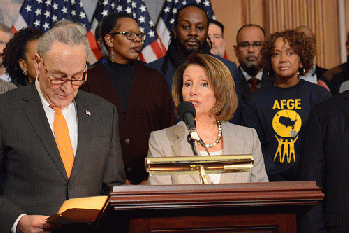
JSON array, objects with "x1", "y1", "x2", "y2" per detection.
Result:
[
  {"x1": 300, "y1": 91, "x2": 349, "y2": 232},
  {"x1": 320, "y1": 62, "x2": 348, "y2": 96},
  {"x1": 0, "y1": 83, "x2": 126, "y2": 232},
  {"x1": 315, "y1": 65, "x2": 327, "y2": 79},
  {"x1": 237, "y1": 68, "x2": 274, "y2": 103},
  {"x1": 80, "y1": 62, "x2": 175, "y2": 183}
]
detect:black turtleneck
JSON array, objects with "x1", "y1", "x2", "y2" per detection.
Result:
[{"x1": 105, "y1": 60, "x2": 135, "y2": 117}]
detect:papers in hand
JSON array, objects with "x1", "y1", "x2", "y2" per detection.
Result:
[{"x1": 46, "y1": 195, "x2": 108, "y2": 224}]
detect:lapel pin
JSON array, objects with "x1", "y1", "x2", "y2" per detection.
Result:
[{"x1": 86, "y1": 110, "x2": 91, "y2": 116}]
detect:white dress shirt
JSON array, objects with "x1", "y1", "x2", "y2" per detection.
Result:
[{"x1": 300, "y1": 63, "x2": 317, "y2": 84}]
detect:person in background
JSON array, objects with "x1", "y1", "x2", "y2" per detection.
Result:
[
  {"x1": 0, "y1": 25, "x2": 125, "y2": 233},
  {"x1": 147, "y1": 3, "x2": 241, "y2": 124},
  {"x1": 299, "y1": 91, "x2": 349, "y2": 232},
  {"x1": 147, "y1": 53, "x2": 268, "y2": 185},
  {"x1": 242, "y1": 30, "x2": 331, "y2": 182},
  {"x1": 207, "y1": 18, "x2": 228, "y2": 59},
  {"x1": 294, "y1": 26, "x2": 329, "y2": 91},
  {"x1": 234, "y1": 24, "x2": 274, "y2": 102},
  {"x1": 3, "y1": 27, "x2": 43, "y2": 86},
  {"x1": 0, "y1": 23, "x2": 14, "y2": 83},
  {"x1": 90, "y1": 20, "x2": 109, "y2": 68},
  {"x1": 80, "y1": 13, "x2": 175, "y2": 185},
  {"x1": 321, "y1": 32, "x2": 349, "y2": 96}
]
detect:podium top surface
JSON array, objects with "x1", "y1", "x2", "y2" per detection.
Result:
[{"x1": 109, "y1": 181, "x2": 323, "y2": 210}]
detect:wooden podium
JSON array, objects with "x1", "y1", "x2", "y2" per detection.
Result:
[{"x1": 94, "y1": 181, "x2": 323, "y2": 233}]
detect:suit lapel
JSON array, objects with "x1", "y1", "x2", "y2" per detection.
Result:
[
  {"x1": 220, "y1": 122, "x2": 247, "y2": 183},
  {"x1": 221, "y1": 122, "x2": 246, "y2": 155},
  {"x1": 70, "y1": 92, "x2": 92, "y2": 179},
  {"x1": 172, "y1": 122, "x2": 202, "y2": 184},
  {"x1": 341, "y1": 91, "x2": 349, "y2": 121},
  {"x1": 21, "y1": 83, "x2": 67, "y2": 179}
]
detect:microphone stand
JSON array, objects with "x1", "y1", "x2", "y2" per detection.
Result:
[{"x1": 187, "y1": 130, "x2": 210, "y2": 184}]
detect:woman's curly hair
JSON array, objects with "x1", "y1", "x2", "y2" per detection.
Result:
[
  {"x1": 3, "y1": 27, "x2": 43, "y2": 86},
  {"x1": 261, "y1": 29, "x2": 316, "y2": 77}
]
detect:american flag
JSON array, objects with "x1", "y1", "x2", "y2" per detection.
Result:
[
  {"x1": 11, "y1": 0, "x2": 101, "y2": 61},
  {"x1": 156, "y1": 0, "x2": 215, "y2": 50},
  {"x1": 92, "y1": 0, "x2": 166, "y2": 63}
]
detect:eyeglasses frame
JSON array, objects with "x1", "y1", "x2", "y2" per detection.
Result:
[
  {"x1": 109, "y1": 31, "x2": 146, "y2": 41},
  {"x1": 41, "y1": 59, "x2": 87, "y2": 86}
]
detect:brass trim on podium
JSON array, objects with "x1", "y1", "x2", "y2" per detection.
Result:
[{"x1": 146, "y1": 154, "x2": 254, "y2": 182}]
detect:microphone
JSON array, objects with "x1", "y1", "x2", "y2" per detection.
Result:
[{"x1": 177, "y1": 101, "x2": 200, "y2": 141}]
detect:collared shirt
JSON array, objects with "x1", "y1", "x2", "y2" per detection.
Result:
[
  {"x1": 0, "y1": 72, "x2": 11, "y2": 83},
  {"x1": 35, "y1": 79, "x2": 78, "y2": 156},
  {"x1": 300, "y1": 63, "x2": 317, "y2": 84},
  {"x1": 240, "y1": 67, "x2": 264, "y2": 89}
]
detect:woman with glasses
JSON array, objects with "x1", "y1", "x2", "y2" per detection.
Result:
[
  {"x1": 242, "y1": 30, "x2": 331, "y2": 182},
  {"x1": 80, "y1": 13, "x2": 175, "y2": 185}
]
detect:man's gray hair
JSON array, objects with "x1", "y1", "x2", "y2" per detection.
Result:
[
  {"x1": 53, "y1": 19, "x2": 88, "y2": 36},
  {"x1": 38, "y1": 25, "x2": 91, "y2": 58},
  {"x1": 0, "y1": 23, "x2": 14, "y2": 39}
]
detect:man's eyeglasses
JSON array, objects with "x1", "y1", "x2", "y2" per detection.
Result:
[
  {"x1": 238, "y1": 41, "x2": 263, "y2": 49},
  {"x1": 109, "y1": 31, "x2": 146, "y2": 41},
  {"x1": 42, "y1": 61, "x2": 87, "y2": 86}
]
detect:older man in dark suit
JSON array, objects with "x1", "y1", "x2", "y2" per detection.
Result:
[{"x1": 0, "y1": 25, "x2": 125, "y2": 232}]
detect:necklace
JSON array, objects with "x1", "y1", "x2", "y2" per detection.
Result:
[{"x1": 199, "y1": 121, "x2": 222, "y2": 148}]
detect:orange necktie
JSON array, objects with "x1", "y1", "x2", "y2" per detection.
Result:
[{"x1": 51, "y1": 106, "x2": 74, "y2": 178}]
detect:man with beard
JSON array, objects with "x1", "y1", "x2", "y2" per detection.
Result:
[
  {"x1": 147, "y1": 3, "x2": 241, "y2": 124},
  {"x1": 234, "y1": 24, "x2": 274, "y2": 102},
  {"x1": 0, "y1": 24, "x2": 16, "y2": 93}
]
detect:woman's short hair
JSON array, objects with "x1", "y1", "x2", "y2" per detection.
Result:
[
  {"x1": 261, "y1": 29, "x2": 316, "y2": 76},
  {"x1": 172, "y1": 53, "x2": 238, "y2": 121}
]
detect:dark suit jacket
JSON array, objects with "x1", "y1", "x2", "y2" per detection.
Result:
[
  {"x1": 0, "y1": 83, "x2": 126, "y2": 232},
  {"x1": 80, "y1": 62, "x2": 175, "y2": 183},
  {"x1": 237, "y1": 68, "x2": 274, "y2": 103},
  {"x1": 315, "y1": 65, "x2": 327, "y2": 79},
  {"x1": 320, "y1": 62, "x2": 348, "y2": 96},
  {"x1": 300, "y1": 91, "x2": 349, "y2": 232}
]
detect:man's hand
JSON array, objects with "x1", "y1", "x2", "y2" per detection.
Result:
[{"x1": 17, "y1": 215, "x2": 51, "y2": 233}]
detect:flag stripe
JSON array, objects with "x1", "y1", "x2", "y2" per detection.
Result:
[{"x1": 86, "y1": 31, "x2": 101, "y2": 60}]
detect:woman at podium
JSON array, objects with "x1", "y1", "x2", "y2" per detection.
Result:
[{"x1": 147, "y1": 53, "x2": 268, "y2": 185}]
